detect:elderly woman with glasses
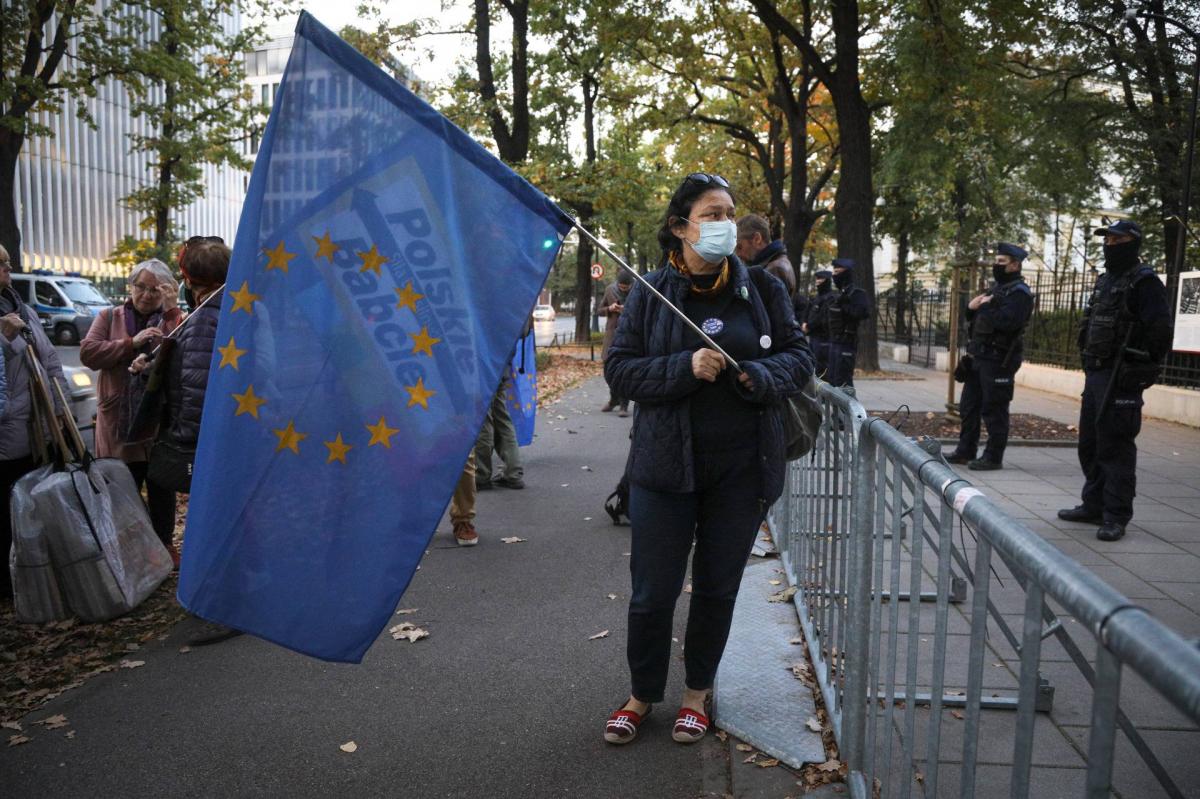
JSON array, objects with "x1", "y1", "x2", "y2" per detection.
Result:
[
  {"x1": 81, "y1": 258, "x2": 184, "y2": 558},
  {"x1": 602, "y1": 173, "x2": 813, "y2": 746}
]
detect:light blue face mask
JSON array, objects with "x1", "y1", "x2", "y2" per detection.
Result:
[{"x1": 683, "y1": 218, "x2": 738, "y2": 263}]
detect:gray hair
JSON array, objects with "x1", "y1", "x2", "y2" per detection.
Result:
[{"x1": 129, "y1": 258, "x2": 178, "y2": 291}]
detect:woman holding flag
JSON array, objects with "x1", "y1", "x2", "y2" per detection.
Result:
[{"x1": 602, "y1": 173, "x2": 812, "y2": 745}]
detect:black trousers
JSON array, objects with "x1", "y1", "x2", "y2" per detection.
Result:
[
  {"x1": 1078, "y1": 369, "x2": 1142, "y2": 525},
  {"x1": 0, "y1": 456, "x2": 37, "y2": 598},
  {"x1": 827, "y1": 341, "x2": 856, "y2": 387},
  {"x1": 810, "y1": 337, "x2": 831, "y2": 382},
  {"x1": 126, "y1": 461, "x2": 178, "y2": 548},
  {"x1": 954, "y1": 357, "x2": 1017, "y2": 463},
  {"x1": 626, "y1": 450, "x2": 764, "y2": 703}
]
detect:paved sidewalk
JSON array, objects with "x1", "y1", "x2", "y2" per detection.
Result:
[{"x1": 852, "y1": 361, "x2": 1200, "y2": 798}]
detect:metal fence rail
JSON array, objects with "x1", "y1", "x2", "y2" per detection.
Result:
[{"x1": 774, "y1": 383, "x2": 1200, "y2": 798}]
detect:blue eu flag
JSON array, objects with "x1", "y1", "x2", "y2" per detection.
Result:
[
  {"x1": 507, "y1": 330, "x2": 537, "y2": 446},
  {"x1": 177, "y1": 12, "x2": 571, "y2": 662}
]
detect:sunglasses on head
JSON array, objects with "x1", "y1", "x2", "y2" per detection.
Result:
[
  {"x1": 684, "y1": 172, "x2": 729, "y2": 189},
  {"x1": 184, "y1": 235, "x2": 225, "y2": 246}
]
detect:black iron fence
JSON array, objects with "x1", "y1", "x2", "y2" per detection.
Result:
[{"x1": 876, "y1": 268, "x2": 1200, "y2": 390}]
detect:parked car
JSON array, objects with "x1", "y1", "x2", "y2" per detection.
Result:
[
  {"x1": 10, "y1": 271, "x2": 113, "y2": 345},
  {"x1": 532, "y1": 304, "x2": 556, "y2": 321}
]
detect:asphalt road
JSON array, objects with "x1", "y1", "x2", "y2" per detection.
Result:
[{"x1": 1, "y1": 376, "x2": 729, "y2": 798}]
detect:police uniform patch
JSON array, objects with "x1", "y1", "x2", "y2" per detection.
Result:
[{"x1": 701, "y1": 318, "x2": 724, "y2": 336}]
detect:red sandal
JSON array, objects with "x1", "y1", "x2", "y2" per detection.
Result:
[
  {"x1": 672, "y1": 707, "x2": 709, "y2": 743},
  {"x1": 604, "y1": 704, "x2": 652, "y2": 745}
]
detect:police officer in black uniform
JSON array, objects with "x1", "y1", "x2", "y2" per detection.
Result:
[
  {"x1": 947, "y1": 243, "x2": 1034, "y2": 471},
  {"x1": 826, "y1": 258, "x2": 871, "y2": 387},
  {"x1": 804, "y1": 269, "x2": 835, "y2": 380},
  {"x1": 1058, "y1": 220, "x2": 1172, "y2": 541}
]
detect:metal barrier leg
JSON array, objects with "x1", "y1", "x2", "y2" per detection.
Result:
[
  {"x1": 842, "y1": 432, "x2": 875, "y2": 794},
  {"x1": 1010, "y1": 583, "x2": 1045, "y2": 799},
  {"x1": 960, "y1": 537, "x2": 993, "y2": 797},
  {"x1": 1085, "y1": 645, "x2": 1122, "y2": 799}
]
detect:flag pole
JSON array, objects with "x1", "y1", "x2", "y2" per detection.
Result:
[{"x1": 569, "y1": 220, "x2": 743, "y2": 373}]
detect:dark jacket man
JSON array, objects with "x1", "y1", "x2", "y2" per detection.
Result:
[
  {"x1": 948, "y1": 242, "x2": 1034, "y2": 471},
  {"x1": 825, "y1": 258, "x2": 871, "y2": 387},
  {"x1": 736, "y1": 214, "x2": 796, "y2": 295},
  {"x1": 1058, "y1": 220, "x2": 1172, "y2": 542}
]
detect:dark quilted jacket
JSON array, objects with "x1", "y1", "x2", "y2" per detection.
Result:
[
  {"x1": 163, "y1": 290, "x2": 222, "y2": 448},
  {"x1": 604, "y1": 258, "x2": 813, "y2": 504}
]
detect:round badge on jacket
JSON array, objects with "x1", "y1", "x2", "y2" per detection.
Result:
[{"x1": 701, "y1": 318, "x2": 724, "y2": 336}]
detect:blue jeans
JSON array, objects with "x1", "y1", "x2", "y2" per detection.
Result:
[{"x1": 626, "y1": 449, "x2": 765, "y2": 703}]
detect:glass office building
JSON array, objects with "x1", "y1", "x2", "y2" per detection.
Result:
[{"x1": 12, "y1": 8, "x2": 248, "y2": 281}]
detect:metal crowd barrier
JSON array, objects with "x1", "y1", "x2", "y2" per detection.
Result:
[{"x1": 772, "y1": 383, "x2": 1200, "y2": 799}]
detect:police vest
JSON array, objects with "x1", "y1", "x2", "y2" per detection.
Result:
[
  {"x1": 1080, "y1": 264, "x2": 1156, "y2": 370},
  {"x1": 807, "y1": 291, "x2": 838, "y2": 337},
  {"x1": 829, "y1": 287, "x2": 865, "y2": 344},
  {"x1": 969, "y1": 279, "x2": 1031, "y2": 358}
]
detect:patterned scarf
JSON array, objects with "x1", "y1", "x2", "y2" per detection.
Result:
[{"x1": 668, "y1": 250, "x2": 730, "y2": 296}]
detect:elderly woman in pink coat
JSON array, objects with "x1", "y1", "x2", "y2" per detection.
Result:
[{"x1": 80, "y1": 259, "x2": 184, "y2": 561}]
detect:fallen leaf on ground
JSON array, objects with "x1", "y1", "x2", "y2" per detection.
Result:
[
  {"x1": 716, "y1": 730, "x2": 728, "y2": 742},
  {"x1": 118, "y1": 660, "x2": 145, "y2": 670},
  {"x1": 65, "y1": 730, "x2": 75, "y2": 739},
  {"x1": 37, "y1": 715, "x2": 68, "y2": 730},
  {"x1": 743, "y1": 754, "x2": 758, "y2": 763},
  {"x1": 339, "y1": 741, "x2": 357, "y2": 753},
  {"x1": 7, "y1": 735, "x2": 30, "y2": 747},
  {"x1": 768, "y1": 586, "x2": 798, "y2": 603},
  {"x1": 178, "y1": 646, "x2": 191, "y2": 654},
  {"x1": 1, "y1": 721, "x2": 20, "y2": 732},
  {"x1": 951, "y1": 710, "x2": 964, "y2": 720},
  {"x1": 390, "y1": 623, "x2": 429, "y2": 643},
  {"x1": 805, "y1": 717, "x2": 822, "y2": 732},
  {"x1": 684, "y1": 583, "x2": 692, "y2": 593},
  {"x1": 395, "y1": 608, "x2": 418, "y2": 615},
  {"x1": 756, "y1": 758, "x2": 780, "y2": 768},
  {"x1": 817, "y1": 758, "x2": 842, "y2": 773},
  {"x1": 606, "y1": 594, "x2": 617, "y2": 600},
  {"x1": 789, "y1": 637, "x2": 804, "y2": 645},
  {"x1": 560, "y1": 483, "x2": 570, "y2": 487},
  {"x1": 584, "y1": 517, "x2": 592, "y2": 521},
  {"x1": 581, "y1": 465, "x2": 592, "y2": 471},
  {"x1": 736, "y1": 743, "x2": 754, "y2": 752},
  {"x1": 500, "y1": 537, "x2": 527, "y2": 544},
  {"x1": 588, "y1": 630, "x2": 610, "y2": 640},
  {"x1": 768, "y1": 579, "x2": 782, "y2": 586}
]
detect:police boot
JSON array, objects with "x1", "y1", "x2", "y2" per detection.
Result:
[
  {"x1": 1097, "y1": 521, "x2": 1126, "y2": 542},
  {"x1": 1057, "y1": 505, "x2": 1103, "y2": 524},
  {"x1": 968, "y1": 458, "x2": 1002, "y2": 471},
  {"x1": 945, "y1": 452, "x2": 971, "y2": 465}
]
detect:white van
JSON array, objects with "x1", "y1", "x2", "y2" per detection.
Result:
[{"x1": 9, "y1": 271, "x2": 113, "y2": 345}]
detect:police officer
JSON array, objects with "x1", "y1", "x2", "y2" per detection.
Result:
[
  {"x1": 947, "y1": 243, "x2": 1034, "y2": 470},
  {"x1": 826, "y1": 258, "x2": 871, "y2": 387},
  {"x1": 1058, "y1": 220, "x2": 1172, "y2": 541},
  {"x1": 804, "y1": 269, "x2": 835, "y2": 380}
]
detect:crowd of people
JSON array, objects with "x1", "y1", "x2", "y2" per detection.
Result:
[{"x1": 0, "y1": 168, "x2": 1175, "y2": 746}]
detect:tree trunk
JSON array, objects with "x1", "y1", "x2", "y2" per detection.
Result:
[
  {"x1": 574, "y1": 205, "x2": 595, "y2": 343},
  {"x1": 154, "y1": 17, "x2": 180, "y2": 247},
  {"x1": 896, "y1": 227, "x2": 909, "y2": 340},
  {"x1": 473, "y1": 0, "x2": 530, "y2": 164},
  {"x1": 0, "y1": 131, "x2": 25, "y2": 271},
  {"x1": 827, "y1": 0, "x2": 877, "y2": 370}
]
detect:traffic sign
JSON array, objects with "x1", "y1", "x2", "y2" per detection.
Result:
[{"x1": 590, "y1": 263, "x2": 604, "y2": 280}]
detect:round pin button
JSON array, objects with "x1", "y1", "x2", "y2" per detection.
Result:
[
  {"x1": 701, "y1": 318, "x2": 724, "y2": 336},
  {"x1": 759, "y1": 335, "x2": 772, "y2": 349}
]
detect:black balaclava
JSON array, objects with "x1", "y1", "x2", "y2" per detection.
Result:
[
  {"x1": 993, "y1": 262, "x2": 1021, "y2": 283},
  {"x1": 833, "y1": 269, "x2": 852, "y2": 290},
  {"x1": 1103, "y1": 239, "x2": 1140, "y2": 274}
]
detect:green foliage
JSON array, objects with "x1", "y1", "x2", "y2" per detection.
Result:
[{"x1": 106, "y1": 235, "x2": 179, "y2": 269}]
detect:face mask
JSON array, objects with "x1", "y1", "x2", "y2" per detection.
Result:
[
  {"x1": 1103, "y1": 240, "x2": 1140, "y2": 273},
  {"x1": 993, "y1": 263, "x2": 1014, "y2": 282},
  {"x1": 833, "y1": 270, "x2": 852, "y2": 290},
  {"x1": 683, "y1": 218, "x2": 737, "y2": 263},
  {"x1": 816, "y1": 280, "x2": 830, "y2": 294}
]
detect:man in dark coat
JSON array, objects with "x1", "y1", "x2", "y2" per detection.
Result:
[
  {"x1": 1058, "y1": 220, "x2": 1172, "y2": 541},
  {"x1": 947, "y1": 242, "x2": 1034, "y2": 471},
  {"x1": 803, "y1": 270, "x2": 835, "y2": 380},
  {"x1": 736, "y1": 214, "x2": 796, "y2": 295},
  {"x1": 825, "y1": 258, "x2": 871, "y2": 387}
]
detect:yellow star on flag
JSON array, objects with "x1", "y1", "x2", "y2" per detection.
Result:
[
  {"x1": 324, "y1": 433, "x2": 352, "y2": 464},
  {"x1": 232, "y1": 384, "x2": 267, "y2": 418},
  {"x1": 405, "y1": 377, "x2": 436, "y2": 410},
  {"x1": 273, "y1": 420, "x2": 308, "y2": 454},
  {"x1": 366, "y1": 416, "x2": 400, "y2": 448},
  {"x1": 357, "y1": 244, "x2": 387, "y2": 276},
  {"x1": 312, "y1": 231, "x2": 340, "y2": 262},
  {"x1": 229, "y1": 281, "x2": 260, "y2": 314},
  {"x1": 217, "y1": 337, "x2": 248, "y2": 370},
  {"x1": 410, "y1": 326, "x2": 441, "y2": 358},
  {"x1": 394, "y1": 281, "x2": 424, "y2": 312},
  {"x1": 263, "y1": 240, "x2": 297, "y2": 273}
]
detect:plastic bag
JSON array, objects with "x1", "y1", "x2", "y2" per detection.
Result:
[
  {"x1": 31, "y1": 459, "x2": 172, "y2": 623},
  {"x1": 9, "y1": 465, "x2": 69, "y2": 623}
]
